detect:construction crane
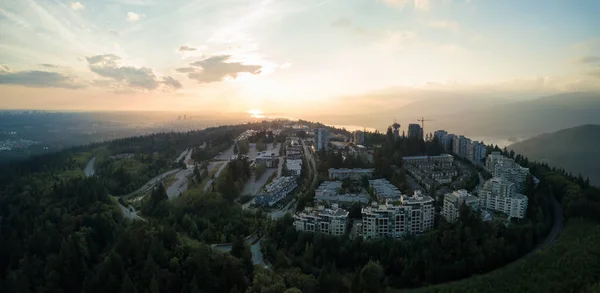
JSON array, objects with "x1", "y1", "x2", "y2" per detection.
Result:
[{"x1": 417, "y1": 117, "x2": 433, "y2": 139}]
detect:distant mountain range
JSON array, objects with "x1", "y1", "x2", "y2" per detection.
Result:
[{"x1": 509, "y1": 124, "x2": 600, "y2": 186}]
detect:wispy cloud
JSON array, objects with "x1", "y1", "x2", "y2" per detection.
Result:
[
  {"x1": 179, "y1": 45, "x2": 197, "y2": 52},
  {"x1": 379, "y1": 0, "x2": 431, "y2": 11},
  {"x1": 70, "y1": 2, "x2": 84, "y2": 11},
  {"x1": 177, "y1": 55, "x2": 262, "y2": 84},
  {"x1": 426, "y1": 19, "x2": 459, "y2": 32},
  {"x1": 127, "y1": 12, "x2": 141, "y2": 22},
  {"x1": 331, "y1": 17, "x2": 353, "y2": 28},
  {"x1": 0, "y1": 68, "x2": 83, "y2": 89},
  {"x1": 86, "y1": 54, "x2": 181, "y2": 90},
  {"x1": 576, "y1": 55, "x2": 600, "y2": 64}
]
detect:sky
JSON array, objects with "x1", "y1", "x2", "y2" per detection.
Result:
[{"x1": 1, "y1": 0, "x2": 599, "y2": 116}]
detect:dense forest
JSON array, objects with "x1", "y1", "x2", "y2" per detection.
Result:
[{"x1": 1, "y1": 121, "x2": 600, "y2": 293}]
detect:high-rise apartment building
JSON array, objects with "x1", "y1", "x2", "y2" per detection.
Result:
[
  {"x1": 315, "y1": 128, "x2": 329, "y2": 151},
  {"x1": 486, "y1": 152, "x2": 529, "y2": 192},
  {"x1": 479, "y1": 177, "x2": 528, "y2": 219},
  {"x1": 442, "y1": 189, "x2": 480, "y2": 223},
  {"x1": 361, "y1": 191, "x2": 434, "y2": 239},
  {"x1": 471, "y1": 141, "x2": 487, "y2": 163},
  {"x1": 407, "y1": 124, "x2": 423, "y2": 140}
]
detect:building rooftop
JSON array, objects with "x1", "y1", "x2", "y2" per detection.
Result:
[
  {"x1": 369, "y1": 178, "x2": 402, "y2": 199},
  {"x1": 297, "y1": 205, "x2": 349, "y2": 218}
]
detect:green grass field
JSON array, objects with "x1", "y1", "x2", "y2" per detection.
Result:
[{"x1": 392, "y1": 218, "x2": 600, "y2": 293}]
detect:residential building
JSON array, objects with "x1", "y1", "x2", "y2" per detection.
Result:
[
  {"x1": 369, "y1": 178, "x2": 402, "y2": 200},
  {"x1": 407, "y1": 124, "x2": 423, "y2": 140},
  {"x1": 479, "y1": 177, "x2": 528, "y2": 219},
  {"x1": 315, "y1": 128, "x2": 330, "y2": 151},
  {"x1": 444, "y1": 134, "x2": 456, "y2": 152},
  {"x1": 293, "y1": 204, "x2": 349, "y2": 236},
  {"x1": 442, "y1": 189, "x2": 480, "y2": 223},
  {"x1": 328, "y1": 168, "x2": 374, "y2": 180},
  {"x1": 255, "y1": 151, "x2": 277, "y2": 167},
  {"x1": 434, "y1": 130, "x2": 447, "y2": 141},
  {"x1": 314, "y1": 181, "x2": 370, "y2": 204},
  {"x1": 471, "y1": 141, "x2": 487, "y2": 164},
  {"x1": 255, "y1": 176, "x2": 298, "y2": 206},
  {"x1": 353, "y1": 130, "x2": 365, "y2": 144},
  {"x1": 402, "y1": 154, "x2": 454, "y2": 166},
  {"x1": 361, "y1": 191, "x2": 434, "y2": 239},
  {"x1": 400, "y1": 191, "x2": 435, "y2": 233},
  {"x1": 286, "y1": 159, "x2": 302, "y2": 176},
  {"x1": 486, "y1": 152, "x2": 529, "y2": 192}
]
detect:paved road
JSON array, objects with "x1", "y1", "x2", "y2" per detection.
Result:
[
  {"x1": 124, "y1": 168, "x2": 180, "y2": 197},
  {"x1": 212, "y1": 235, "x2": 270, "y2": 268},
  {"x1": 84, "y1": 156, "x2": 96, "y2": 177},
  {"x1": 536, "y1": 193, "x2": 563, "y2": 249},
  {"x1": 203, "y1": 161, "x2": 229, "y2": 193},
  {"x1": 241, "y1": 168, "x2": 277, "y2": 196},
  {"x1": 166, "y1": 168, "x2": 193, "y2": 199},
  {"x1": 84, "y1": 156, "x2": 145, "y2": 221},
  {"x1": 301, "y1": 140, "x2": 317, "y2": 187}
]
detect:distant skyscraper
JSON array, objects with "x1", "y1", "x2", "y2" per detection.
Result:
[
  {"x1": 407, "y1": 124, "x2": 423, "y2": 140},
  {"x1": 315, "y1": 128, "x2": 329, "y2": 151}
]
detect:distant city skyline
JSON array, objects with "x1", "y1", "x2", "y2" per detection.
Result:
[{"x1": 1, "y1": 0, "x2": 599, "y2": 115}]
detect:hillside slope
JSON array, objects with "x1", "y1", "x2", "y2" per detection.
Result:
[{"x1": 509, "y1": 124, "x2": 600, "y2": 186}]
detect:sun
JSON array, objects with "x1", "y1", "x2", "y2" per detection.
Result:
[{"x1": 247, "y1": 109, "x2": 265, "y2": 119}]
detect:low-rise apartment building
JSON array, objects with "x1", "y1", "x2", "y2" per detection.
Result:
[
  {"x1": 442, "y1": 189, "x2": 480, "y2": 223},
  {"x1": 479, "y1": 177, "x2": 528, "y2": 219},
  {"x1": 255, "y1": 151, "x2": 277, "y2": 168},
  {"x1": 286, "y1": 159, "x2": 302, "y2": 176},
  {"x1": 328, "y1": 168, "x2": 374, "y2": 180},
  {"x1": 402, "y1": 154, "x2": 454, "y2": 167},
  {"x1": 293, "y1": 204, "x2": 349, "y2": 236},
  {"x1": 255, "y1": 176, "x2": 298, "y2": 206},
  {"x1": 369, "y1": 178, "x2": 402, "y2": 200},
  {"x1": 314, "y1": 181, "x2": 370, "y2": 204}
]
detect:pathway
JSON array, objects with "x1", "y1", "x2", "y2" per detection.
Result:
[
  {"x1": 84, "y1": 156, "x2": 96, "y2": 177},
  {"x1": 84, "y1": 156, "x2": 145, "y2": 221}
]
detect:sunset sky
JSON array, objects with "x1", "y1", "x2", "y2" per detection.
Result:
[{"x1": 1, "y1": 0, "x2": 599, "y2": 116}]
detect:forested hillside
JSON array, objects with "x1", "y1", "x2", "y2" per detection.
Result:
[{"x1": 509, "y1": 124, "x2": 600, "y2": 186}]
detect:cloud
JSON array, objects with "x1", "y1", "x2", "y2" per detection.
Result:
[
  {"x1": 177, "y1": 55, "x2": 262, "y2": 84},
  {"x1": 379, "y1": 0, "x2": 431, "y2": 10},
  {"x1": 127, "y1": 12, "x2": 141, "y2": 22},
  {"x1": 109, "y1": 30, "x2": 119, "y2": 36},
  {"x1": 426, "y1": 20, "x2": 459, "y2": 31},
  {"x1": 71, "y1": 2, "x2": 84, "y2": 10},
  {"x1": 576, "y1": 55, "x2": 600, "y2": 64},
  {"x1": 414, "y1": 0, "x2": 431, "y2": 10},
  {"x1": 161, "y1": 76, "x2": 182, "y2": 89},
  {"x1": 85, "y1": 54, "x2": 181, "y2": 90},
  {"x1": 0, "y1": 69, "x2": 83, "y2": 89},
  {"x1": 178, "y1": 45, "x2": 197, "y2": 52},
  {"x1": 39, "y1": 63, "x2": 60, "y2": 68},
  {"x1": 589, "y1": 68, "x2": 600, "y2": 78},
  {"x1": 331, "y1": 17, "x2": 353, "y2": 28},
  {"x1": 175, "y1": 67, "x2": 196, "y2": 73}
]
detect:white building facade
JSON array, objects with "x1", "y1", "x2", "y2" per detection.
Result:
[
  {"x1": 442, "y1": 189, "x2": 480, "y2": 223},
  {"x1": 486, "y1": 152, "x2": 529, "y2": 192},
  {"x1": 293, "y1": 205, "x2": 349, "y2": 236},
  {"x1": 361, "y1": 191, "x2": 435, "y2": 239},
  {"x1": 479, "y1": 177, "x2": 528, "y2": 219}
]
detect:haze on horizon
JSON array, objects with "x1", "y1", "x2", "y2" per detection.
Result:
[{"x1": 1, "y1": 0, "x2": 599, "y2": 117}]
